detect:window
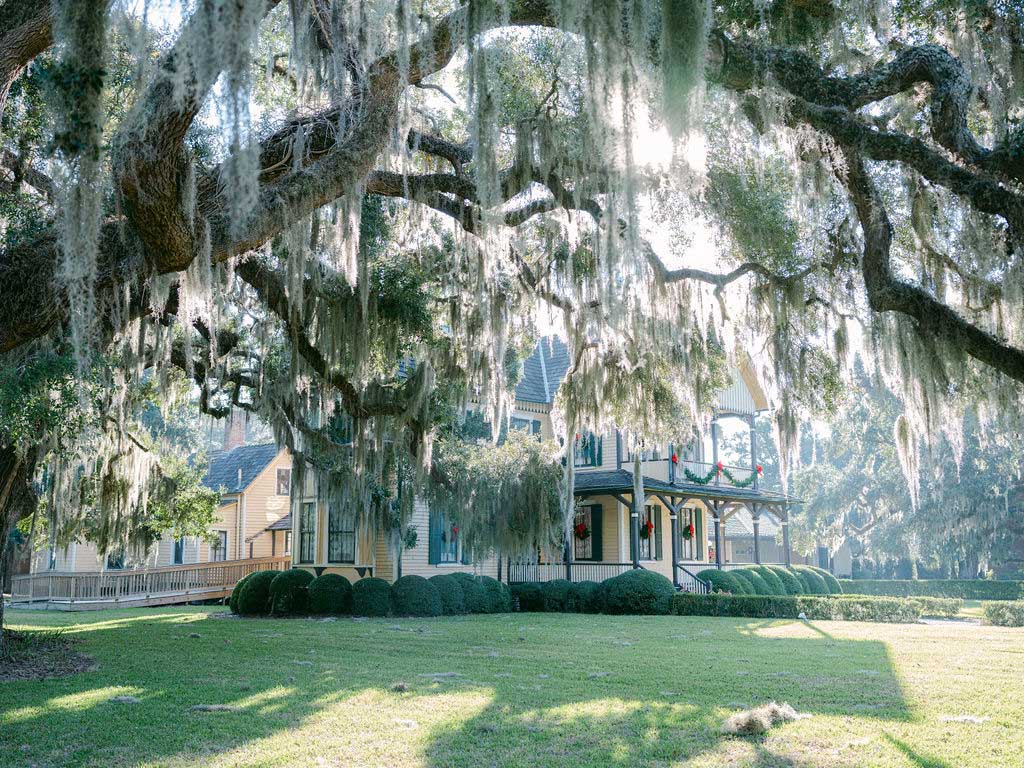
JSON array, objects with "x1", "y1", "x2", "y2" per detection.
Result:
[
  {"x1": 327, "y1": 504, "x2": 356, "y2": 563},
  {"x1": 429, "y1": 509, "x2": 465, "y2": 564},
  {"x1": 638, "y1": 505, "x2": 662, "y2": 561},
  {"x1": 573, "y1": 504, "x2": 603, "y2": 561},
  {"x1": 510, "y1": 417, "x2": 542, "y2": 435},
  {"x1": 106, "y1": 549, "x2": 125, "y2": 570},
  {"x1": 276, "y1": 468, "x2": 292, "y2": 496},
  {"x1": 626, "y1": 440, "x2": 662, "y2": 462},
  {"x1": 173, "y1": 537, "x2": 185, "y2": 565},
  {"x1": 298, "y1": 502, "x2": 317, "y2": 564},
  {"x1": 211, "y1": 531, "x2": 227, "y2": 561},
  {"x1": 677, "y1": 508, "x2": 698, "y2": 560},
  {"x1": 572, "y1": 432, "x2": 602, "y2": 467},
  {"x1": 284, "y1": 530, "x2": 291, "y2": 554}
]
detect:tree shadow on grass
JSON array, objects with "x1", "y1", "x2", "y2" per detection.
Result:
[
  {"x1": 1, "y1": 610, "x2": 913, "y2": 768},
  {"x1": 884, "y1": 735, "x2": 954, "y2": 768}
]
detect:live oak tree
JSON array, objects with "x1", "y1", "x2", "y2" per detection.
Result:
[{"x1": 1, "y1": 0, "x2": 1023, "y2": 643}]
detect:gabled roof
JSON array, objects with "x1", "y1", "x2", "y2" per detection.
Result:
[
  {"x1": 515, "y1": 336, "x2": 571, "y2": 404},
  {"x1": 203, "y1": 443, "x2": 280, "y2": 494},
  {"x1": 725, "y1": 507, "x2": 781, "y2": 537}
]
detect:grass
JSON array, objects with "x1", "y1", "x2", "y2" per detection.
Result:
[{"x1": 2, "y1": 607, "x2": 1022, "y2": 767}]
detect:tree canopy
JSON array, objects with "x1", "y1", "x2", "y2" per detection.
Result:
[{"x1": 1, "y1": 0, "x2": 1023, "y2": 587}]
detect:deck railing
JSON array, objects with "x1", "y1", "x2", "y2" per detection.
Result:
[
  {"x1": 9, "y1": 556, "x2": 290, "y2": 609},
  {"x1": 507, "y1": 561, "x2": 636, "y2": 584},
  {"x1": 673, "y1": 460, "x2": 759, "y2": 489}
]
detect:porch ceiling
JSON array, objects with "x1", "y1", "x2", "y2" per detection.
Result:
[{"x1": 572, "y1": 469, "x2": 799, "y2": 506}]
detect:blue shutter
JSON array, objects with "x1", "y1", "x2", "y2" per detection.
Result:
[
  {"x1": 428, "y1": 510, "x2": 441, "y2": 565},
  {"x1": 654, "y1": 507, "x2": 663, "y2": 560},
  {"x1": 589, "y1": 504, "x2": 603, "y2": 561},
  {"x1": 596, "y1": 436, "x2": 603, "y2": 466}
]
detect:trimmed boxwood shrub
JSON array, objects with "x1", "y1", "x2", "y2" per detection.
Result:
[
  {"x1": 542, "y1": 579, "x2": 573, "y2": 612},
  {"x1": 429, "y1": 574, "x2": 466, "y2": 615},
  {"x1": 451, "y1": 572, "x2": 489, "y2": 613},
  {"x1": 982, "y1": 600, "x2": 1024, "y2": 627},
  {"x1": 392, "y1": 575, "x2": 443, "y2": 617},
  {"x1": 568, "y1": 581, "x2": 604, "y2": 613},
  {"x1": 765, "y1": 565, "x2": 803, "y2": 595},
  {"x1": 751, "y1": 565, "x2": 786, "y2": 595},
  {"x1": 307, "y1": 573, "x2": 352, "y2": 615},
  {"x1": 791, "y1": 565, "x2": 830, "y2": 595},
  {"x1": 236, "y1": 570, "x2": 280, "y2": 616},
  {"x1": 269, "y1": 568, "x2": 315, "y2": 615},
  {"x1": 732, "y1": 569, "x2": 774, "y2": 595},
  {"x1": 672, "y1": 593, "x2": 923, "y2": 623},
  {"x1": 351, "y1": 577, "x2": 393, "y2": 617},
  {"x1": 511, "y1": 582, "x2": 544, "y2": 611},
  {"x1": 837, "y1": 578, "x2": 1024, "y2": 601},
  {"x1": 229, "y1": 572, "x2": 254, "y2": 614},
  {"x1": 806, "y1": 565, "x2": 843, "y2": 594},
  {"x1": 602, "y1": 569, "x2": 674, "y2": 615},
  {"x1": 478, "y1": 576, "x2": 512, "y2": 613},
  {"x1": 699, "y1": 569, "x2": 749, "y2": 594}
]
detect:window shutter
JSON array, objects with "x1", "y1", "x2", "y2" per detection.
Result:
[
  {"x1": 695, "y1": 508, "x2": 704, "y2": 561},
  {"x1": 589, "y1": 504, "x2": 603, "y2": 561},
  {"x1": 596, "y1": 436, "x2": 603, "y2": 466},
  {"x1": 428, "y1": 510, "x2": 441, "y2": 565},
  {"x1": 654, "y1": 507, "x2": 663, "y2": 560},
  {"x1": 532, "y1": 419, "x2": 541, "y2": 435}
]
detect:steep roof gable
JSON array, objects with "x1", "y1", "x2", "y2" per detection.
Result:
[
  {"x1": 515, "y1": 336, "x2": 570, "y2": 404},
  {"x1": 202, "y1": 443, "x2": 281, "y2": 494}
]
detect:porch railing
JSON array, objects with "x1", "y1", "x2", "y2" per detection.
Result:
[
  {"x1": 507, "y1": 561, "x2": 636, "y2": 584},
  {"x1": 9, "y1": 556, "x2": 290, "y2": 608},
  {"x1": 675, "y1": 564, "x2": 712, "y2": 594},
  {"x1": 673, "y1": 459, "x2": 758, "y2": 489}
]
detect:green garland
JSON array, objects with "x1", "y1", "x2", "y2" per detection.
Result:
[{"x1": 681, "y1": 465, "x2": 758, "y2": 488}]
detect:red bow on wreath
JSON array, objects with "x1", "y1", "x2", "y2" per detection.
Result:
[
  {"x1": 640, "y1": 519, "x2": 655, "y2": 539},
  {"x1": 756, "y1": 464, "x2": 763, "y2": 474},
  {"x1": 451, "y1": 525, "x2": 459, "y2": 535},
  {"x1": 671, "y1": 453, "x2": 678, "y2": 464},
  {"x1": 683, "y1": 523, "x2": 695, "y2": 540},
  {"x1": 574, "y1": 522, "x2": 591, "y2": 540},
  {"x1": 715, "y1": 461, "x2": 724, "y2": 472}
]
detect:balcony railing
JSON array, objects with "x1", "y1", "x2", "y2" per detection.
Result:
[
  {"x1": 672, "y1": 459, "x2": 760, "y2": 490},
  {"x1": 507, "y1": 561, "x2": 636, "y2": 584}
]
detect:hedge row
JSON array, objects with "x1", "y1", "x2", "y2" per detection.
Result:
[
  {"x1": 230, "y1": 569, "x2": 512, "y2": 617},
  {"x1": 672, "y1": 593, "x2": 924, "y2": 623},
  {"x1": 699, "y1": 564, "x2": 843, "y2": 596},
  {"x1": 840, "y1": 594, "x2": 962, "y2": 618},
  {"x1": 837, "y1": 578, "x2": 1024, "y2": 600},
  {"x1": 512, "y1": 569, "x2": 676, "y2": 615},
  {"x1": 982, "y1": 601, "x2": 1024, "y2": 627}
]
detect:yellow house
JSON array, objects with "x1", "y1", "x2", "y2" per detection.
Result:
[
  {"x1": 292, "y1": 338, "x2": 799, "y2": 590},
  {"x1": 30, "y1": 442, "x2": 294, "y2": 574}
]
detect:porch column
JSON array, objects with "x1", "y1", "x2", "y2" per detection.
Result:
[
  {"x1": 752, "y1": 505, "x2": 761, "y2": 565},
  {"x1": 782, "y1": 516, "x2": 792, "y2": 566},
  {"x1": 748, "y1": 414, "x2": 759, "y2": 492},
  {"x1": 629, "y1": 498, "x2": 641, "y2": 568},
  {"x1": 669, "y1": 504, "x2": 680, "y2": 588},
  {"x1": 712, "y1": 505, "x2": 723, "y2": 569},
  {"x1": 711, "y1": 411, "x2": 720, "y2": 486},
  {"x1": 564, "y1": 537, "x2": 572, "y2": 581}
]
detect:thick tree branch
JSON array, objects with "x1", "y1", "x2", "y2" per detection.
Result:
[{"x1": 0, "y1": 2, "x2": 52, "y2": 118}]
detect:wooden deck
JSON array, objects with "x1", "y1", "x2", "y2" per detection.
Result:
[{"x1": 8, "y1": 556, "x2": 291, "y2": 611}]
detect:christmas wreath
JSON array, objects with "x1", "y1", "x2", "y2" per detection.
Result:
[
  {"x1": 682, "y1": 522, "x2": 695, "y2": 540},
  {"x1": 573, "y1": 521, "x2": 591, "y2": 540},
  {"x1": 639, "y1": 519, "x2": 655, "y2": 539}
]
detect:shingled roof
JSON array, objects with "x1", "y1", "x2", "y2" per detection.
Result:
[
  {"x1": 203, "y1": 443, "x2": 280, "y2": 494},
  {"x1": 515, "y1": 336, "x2": 571, "y2": 404}
]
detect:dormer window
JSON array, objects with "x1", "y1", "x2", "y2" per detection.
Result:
[{"x1": 573, "y1": 432, "x2": 602, "y2": 467}]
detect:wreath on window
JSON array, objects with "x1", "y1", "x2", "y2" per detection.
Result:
[
  {"x1": 573, "y1": 522, "x2": 591, "y2": 540},
  {"x1": 639, "y1": 519, "x2": 655, "y2": 539},
  {"x1": 682, "y1": 523, "x2": 695, "y2": 540}
]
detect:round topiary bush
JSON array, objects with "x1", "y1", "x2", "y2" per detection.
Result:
[
  {"x1": 807, "y1": 565, "x2": 843, "y2": 594},
  {"x1": 731, "y1": 569, "x2": 773, "y2": 595},
  {"x1": 229, "y1": 572, "x2": 254, "y2": 614},
  {"x1": 269, "y1": 568, "x2": 315, "y2": 615},
  {"x1": 428, "y1": 574, "x2": 466, "y2": 614},
  {"x1": 791, "y1": 565, "x2": 829, "y2": 595},
  {"x1": 568, "y1": 580, "x2": 604, "y2": 613},
  {"x1": 478, "y1": 575, "x2": 512, "y2": 613},
  {"x1": 511, "y1": 582, "x2": 544, "y2": 611},
  {"x1": 751, "y1": 565, "x2": 786, "y2": 595},
  {"x1": 352, "y1": 577, "x2": 393, "y2": 617},
  {"x1": 602, "y1": 569, "x2": 675, "y2": 615},
  {"x1": 392, "y1": 575, "x2": 443, "y2": 617},
  {"x1": 307, "y1": 573, "x2": 353, "y2": 614},
  {"x1": 236, "y1": 570, "x2": 280, "y2": 616},
  {"x1": 451, "y1": 572, "x2": 488, "y2": 613},
  {"x1": 765, "y1": 565, "x2": 803, "y2": 595},
  {"x1": 542, "y1": 579, "x2": 573, "y2": 612},
  {"x1": 700, "y1": 569, "x2": 750, "y2": 594}
]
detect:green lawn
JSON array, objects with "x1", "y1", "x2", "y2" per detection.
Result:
[{"x1": 2, "y1": 607, "x2": 1022, "y2": 767}]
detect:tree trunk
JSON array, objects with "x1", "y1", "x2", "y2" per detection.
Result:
[{"x1": 0, "y1": 444, "x2": 38, "y2": 654}]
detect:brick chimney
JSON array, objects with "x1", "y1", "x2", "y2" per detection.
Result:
[{"x1": 223, "y1": 410, "x2": 246, "y2": 451}]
